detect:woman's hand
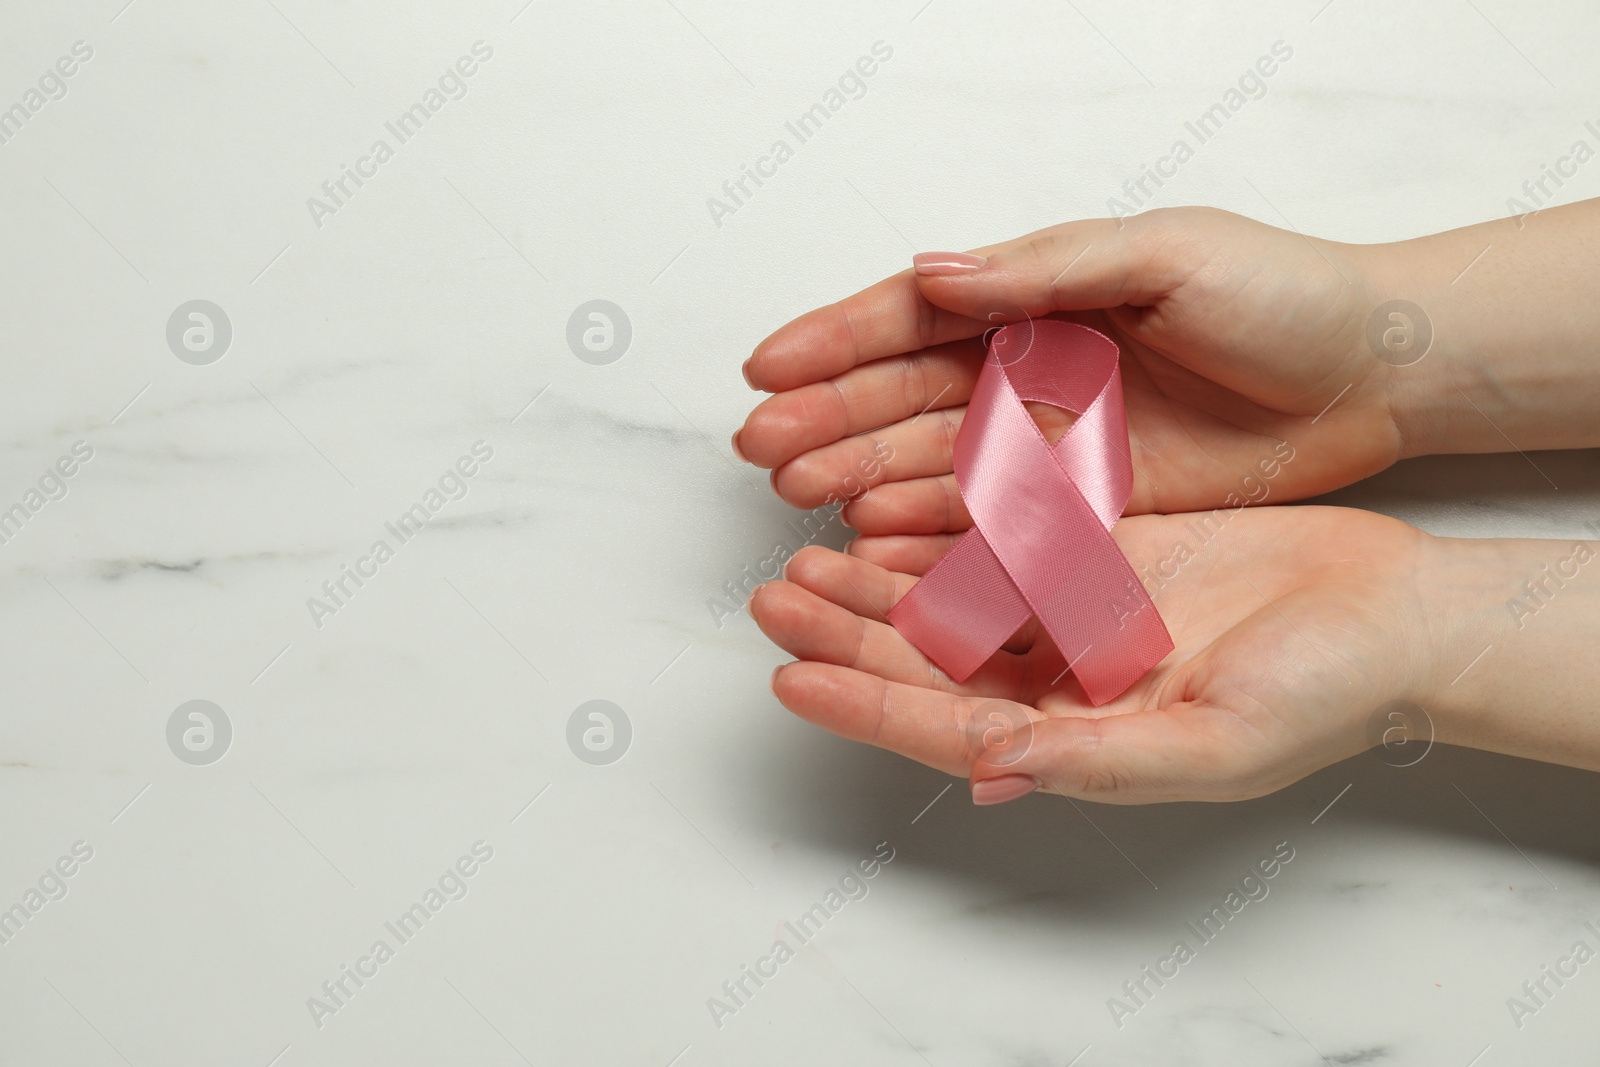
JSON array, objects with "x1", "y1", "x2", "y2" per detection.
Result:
[
  {"x1": 735, "y1": 207, "x2": 1411, "y2": 533},
  {"x1": 750, "y1": 506, "x2": 1452, "y2": 804}
]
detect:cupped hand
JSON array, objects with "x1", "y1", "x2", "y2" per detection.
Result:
[
  {"x1": 735, "y1": 208, "x2": 1411, "y2": 535},
  {"x1": 749, "y1": 505, "x2": 1444, "y2": 804}
]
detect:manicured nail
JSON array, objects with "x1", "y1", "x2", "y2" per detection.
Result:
[
  {"x1": 742, "y1": 357, "x2": 757, "y2": 389},
  {"x1": 970, "y1": 774, "x2": 1040, "y2": 806},
  {"x1": 914, "y1": 251, "x2": 987, "y2": 276},
  {"x1": 731, "y1": 429, "x2": 749, "y2": 463}
]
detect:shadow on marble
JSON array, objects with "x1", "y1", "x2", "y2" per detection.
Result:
[
  {"x1": 1308, "y1": 447, "x2": 1600, "y2": 538},
  {"x1": 738, "y1": 723, "x2": 1600, "y2": 912}
]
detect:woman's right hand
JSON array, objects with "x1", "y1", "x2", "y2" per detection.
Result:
[{"x1": 735, "y1": 207, "x2": 1418, "y2": 534}]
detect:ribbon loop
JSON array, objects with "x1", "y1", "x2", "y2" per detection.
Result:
[{"x1": 888, "y1": 320, "x2": 1172, "y2": 706}]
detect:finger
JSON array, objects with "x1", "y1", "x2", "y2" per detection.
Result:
[
  {"x1": 735, "y1": 340, "x2": 981, "y2": 469},
  {"x1": 825, "y1": 538, "x2": 1042, "y2": 655},
  {"x1": 772, "y1": 545, "x2": 1037, "y2": 691},
  {"x1": 771, "y1": 408, "x2": 962, "y2": 509},
  {"x1": 911, "y1": 216, "x2": 1187, "y2": 324},
  {"x1": 746, "y1": 273, "x2": 989, "y2": 394},
  {"x1": 843, "y1": 475, "x2": 971, "y2": 536},
  {"x1": 844, "y1": 534, "x2": 960, "y2": 576},
  {"x1": 970, "y1": 701, "x2": 1293, "y2": 806},
  {"x1": 767, "y1": 390, "x2": 1081, "y2": 512},
  {"x1": 748, "y1": 580, "x2": 938, "y2": 689},
  {"x1": 752, "y1": 579, "x2": 1029, "y2": 702},
  {"x1": 779, "y1": 544, "x2": 909, "y2": 619},
  {"x1": 770, "y1": 660, "x2": 1041, "y2": 777}
]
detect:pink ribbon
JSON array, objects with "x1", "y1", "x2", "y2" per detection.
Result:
[{"x1": 887, "y1": 319, "x2": 1172, "y2": 706}]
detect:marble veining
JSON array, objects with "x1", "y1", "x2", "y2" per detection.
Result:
[{"x1": 2, "y1": 1, "x2": 1600, "y2": 1064}]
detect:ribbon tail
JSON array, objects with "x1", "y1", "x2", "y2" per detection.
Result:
[
  {"x1": 887, "y1": 529, "x2": 1030, "y2": 683},
  {"x1": 1026, "y1": 571, "x2": 1174, "y2": 706},
  {"x1": 887, "y1": 319, "x2": 1175, "y2": 705}
]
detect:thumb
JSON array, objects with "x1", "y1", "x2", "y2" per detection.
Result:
[
  {"x1": 968, "y1": 702, "x2": 1290, "y2": 805},
  {"x1": 912, "y1": 216, "x2": 1190, "y2": 323}
]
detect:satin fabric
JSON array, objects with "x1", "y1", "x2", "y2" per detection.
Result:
[{"x1": 887, "y1": 319, "x2": 1172, "y2": 705}]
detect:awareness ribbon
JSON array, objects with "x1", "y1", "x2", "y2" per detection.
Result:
[{"x1": 887, "y1": 319, "x2": 1172, "y2": 706}]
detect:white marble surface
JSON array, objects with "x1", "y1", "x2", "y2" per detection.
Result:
[{"x1": 2, "y1": 0, "x2": 1599, "y2": 1063}]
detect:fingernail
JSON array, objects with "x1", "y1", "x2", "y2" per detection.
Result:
[
  {"x1": 914, "y1": 251, "x2": 987, "y2": 276},
  {"x1": 770, "y1": 664, "x2": 786, "y2": 690},
  {"x1": 742, "y1": 357, "x2": 757, "y2": 389},
  {"x1": 970, "y1": 774, "x2": 1040, "y2": 806},
  {"x1": 843, "y1": 538, "x2": 858, "y2": 556},
  {"x1": 731, "y1": 429, "x2": 749, "y2": 463}
]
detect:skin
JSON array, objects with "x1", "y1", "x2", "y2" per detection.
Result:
[
  {"x1": 752, "y1": 514, "x2": 1600, "y2": 805},
  {"x1": 735, "y1": 200, "x2": 1600, "y2": 533},
  {"x1": 736, "y1": 201, "x2": 1600, "y2": 803}
]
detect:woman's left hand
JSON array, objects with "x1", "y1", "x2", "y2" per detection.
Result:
[{"x1": 751, "y1": 505, "x2": 1450, "y2": 804}]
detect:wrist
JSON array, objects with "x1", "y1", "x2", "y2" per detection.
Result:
[
  {"x1": 1359, "y1": 203, "x2": 1600, "y2": 459},
  {"x1": 1349, "y1": 235, "x2": 1492, "y2": 460},
  {"x1": 1412, "y1": 533, "x2": 1519, "y2": 743},
  {"x1": 1416, "y1": 531, "x2": 1600, "y2": 769}
]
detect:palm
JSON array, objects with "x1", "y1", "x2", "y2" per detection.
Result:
[{"x1": 751, "y1": 506, "x2": 1432, "y2": 803}]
